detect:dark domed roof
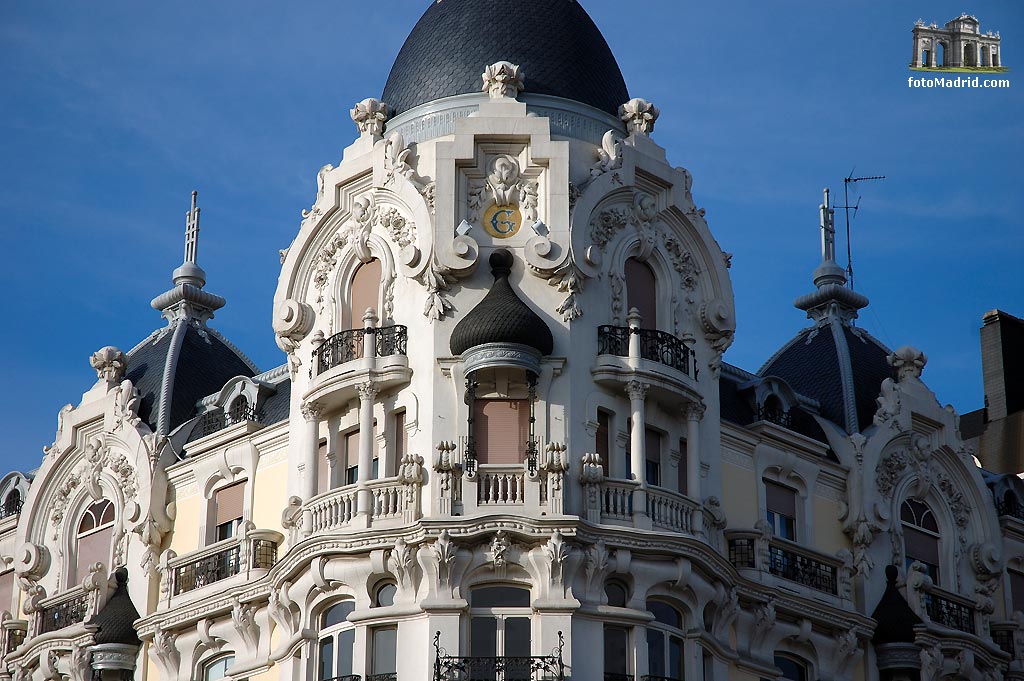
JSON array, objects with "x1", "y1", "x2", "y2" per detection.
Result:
[
  {"x1": 759, "y1": 322, "x2": 892, "y2": 434},
  {"x1": 870, "y1": 565, "x2": 922, "y2": 645},
  {"x1": 126, "y1": 322, "x2": 257, "y2": 435},
  {"x1": 382, "y1": 0, "x2": 629, "y2": 117},
  {"x1": 88, "y1": 568, "x2": 142, "y2": 646},
  {"x1": 450, "y1": 250, "x2": 554, "y2": 356}
]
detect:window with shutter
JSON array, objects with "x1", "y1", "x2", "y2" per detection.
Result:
[
  {"x1": 214, "y1": 482, "x2": 245, "y2": 542},
  {"x1": 474, "y1": 399, "x2": 530, "y2": 465},
  {"x1": 765, "y1": 480, "x2": 797, "y2": 541}
]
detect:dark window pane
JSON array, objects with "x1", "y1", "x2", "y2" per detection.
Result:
[
  {"x1": 647, "y1": 600, "x2": 682, "y2": 628},
  {"x1": 321, "y1": 601, "x2": 355, "y2": 628},
  {"x1": 775, "y1": 655, "x2": 807, "y2": 681},
  {"x1": 318, "y1": 638, "x2": 334, "y2": 680},
  {"x1": 471, "y1": 617, "x2": 497, "y2": 658},
  {"x1": 604, "y1": 626, "x2": 629, "y2": 675},
  {"x1": 471, "y1": 585, "x2": 531, "y2": 608},
  {"x1": 506, "y1": 617, "x2": 531, "y2": 658},
  {"x1": 605, "y1": 581, "x2": 628, "y2": 608},
  {"x1": 376, "y1": 583, "x2": 397, "y2": 607},
  {"x1": 670, "y1": 636, "x2": 683, "y2": 678},
  {"x1": 647, "y1": 629, "x2": 665, "y2": 676},
  {"x1": 337, "y1": 629, "x2": 354, "y2": 676},
  {"x1": 372, "y1": 627, "x2": 397, "y2": 674}
]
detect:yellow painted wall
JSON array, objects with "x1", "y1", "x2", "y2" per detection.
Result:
[
  {"x1": 244, "y1": 669, "x2": 279, "y2": 681},
  {"x1": 168, "y1": 490, "x2": 203, "y2": 555},
  {"x1": 722, "y1": 460, "x2": 758, "y2": 528},
  {"x1": 252, "y1": 460, "x2": 289, "y2": 533},
  {"x1": 812, "y1": 496, "x2": 848, "y2": 555}
]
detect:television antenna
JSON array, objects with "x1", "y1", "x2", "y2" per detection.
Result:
[{"x1": 835, "y1": 170, "x2": 885, "y2": 290}]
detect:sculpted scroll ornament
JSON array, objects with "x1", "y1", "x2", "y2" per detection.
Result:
[
  {"x1": 590, "y1": 130, "x2": 623, "y2": 180},
  {"x1": 543, "y1": 531, "x2": 570, "y2": 584},
  {"x1": 619, "y1": 97, "x2": 660, "y2": 135},
  {"x1": 431, "y1": 530, "x2": 459, "y2": 592},
  {"x1": 417, "y1": 257, "x2": 455, "y2": 321},
  {"x1": 546, "y1": 260, "x2": 585, "y2": 321},
  {"x1": 468, "y1": 154, "x2": 539, "y2": 229},
  {"x1": 588, "y1": 191, "x2": 658, "y2": 256},
  {"x1": 663, "y1": 237, "x2": 701, "y2": 290},
  {"x1": 481, "y1": 61, "x2": 524, "y2": 99},
  {"x1": 90, "y1": 346, "x2": 127, "y2": 383}
]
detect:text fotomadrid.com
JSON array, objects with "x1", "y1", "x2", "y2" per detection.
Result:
[{"x1": 908, "y1": 75, "x2": 1010, "y2": 88}]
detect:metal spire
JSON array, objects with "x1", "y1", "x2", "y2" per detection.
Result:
[
  {"x1": 184, "y1": 190, "x2": 200, "y2": 265},
  {"x1": 819, "y1": 187, "x2": 836, "y2": 263}
]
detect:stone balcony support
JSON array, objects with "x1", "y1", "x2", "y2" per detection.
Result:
[
  {"x1": 355, "y1": 380, "x2": 380, "y2": 527},
  {"x1": 625, "y1": 379, "x2": 650, "y2": 528}
]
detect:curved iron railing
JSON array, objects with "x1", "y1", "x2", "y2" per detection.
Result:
[
  {"x1": 39, "y1": 593, "x2": 88, "y2": 634},
  {"x1": 924, "y1": 590, "x2": 975, "y2": 634},
  {"x1": 434, "y1": 631, "x2": 564, "y2": 681},
  {"x1": 0, "y1": 499, "x2": 22, "y2": 520},
  {"x1": 367, "y1": 674, "x2": 399, "y2": 681},
  {"x1": 315, "y1": 326, "x2": 408, "y2": 375},
  {"x1": 768, "y1": 544, "x2": 838, "y2": 595},
  {"x1": 596, "y1": 326, "x2": 694, "y2": 377}
]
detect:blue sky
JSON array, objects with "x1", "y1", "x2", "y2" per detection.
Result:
[{"x1": 0, "y1": 1, "x2": 1021, "y2": 473}]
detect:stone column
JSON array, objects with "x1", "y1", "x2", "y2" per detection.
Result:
[
  {"x1": 625, "y1": 380, "x2": 649, "y2": 527},
  {"x1": 363, "y1": 307, "x2": 378, "y2": 358},
  {"x1": 355, "y1": 380, "x2": 379, "y2": 526},
  {"x1": 929, "y1": 47, "x2": 937, "y2": 67},
  {"x1": 627, "y1": 307, "x2": 643, "y2": 360},
  {"x1": 300, "y1": 401, "x2": 322, "y2": 535},
  {"x1": 685, "y1": 402, "x2": 705, "y2": 500},
  {"x1": 911, "y1": 36, "x2": 922, "y2": 67}
]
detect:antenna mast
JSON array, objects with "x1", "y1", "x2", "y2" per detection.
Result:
[{"x1": 838, "y1": 172, "x2": 885, "y2": 290}]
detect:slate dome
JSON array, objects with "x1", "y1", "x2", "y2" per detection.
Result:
[
  {"x1": 450, "y1": 250, "x2": 554, "y2": 356},
  {"x1": 382, "y1": 0, "x2": 630, "y2": 117}
]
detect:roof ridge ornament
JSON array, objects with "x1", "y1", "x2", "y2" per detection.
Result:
[
  {"x1": 350, "y1": 98, "x2": 389, "y2": 138},
  {"x1": 151, "y1": 191, "x2": 226, "y2": 325},
  {"x1": 619, "y1": 97, "x2": 659, "y2": 136},
  {"x1": 481, "y1": 61, "x2": 524, "y2": 99}
]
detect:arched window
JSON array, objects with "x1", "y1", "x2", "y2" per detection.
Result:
[
  {"x1": 2, "y1": 489, "x2": 20, "y2": 518},
  {"x1": 646, "y1": 600, "x2": 684, "y2": 680},
  {"x1": 74, "y1": 499, "x2": 115, "y2": 582},
  {"x1": 605, "y1": 580, "x2": 629, "y2": 608},
  {"x1": 228, "y1": 395, "x2": 250, "y2": 423},
  {"x1": 901, "y1": 498, "x2": 940, "y2": 584},
  {"x1": 625, "y1": 257, "x2": 657, "y2": 329},
  {"x1": 202, "y1": 655, "x2": 234, "y2": 681},
  {"x1": 349, "y1": 258, "x2": 382, "y2": 329},
  {"x1": 774, "y1": 654, "x2": 808, "y2": 681},
  {"x1": 374, "y1": 582, "x2": 397, "y2": 608},
  {"x1": 470, "y1": 586, "x2": 532, "y2": 666},
  {"x1": 318, "y1": 601, "x2": 356, "y2": 681}
]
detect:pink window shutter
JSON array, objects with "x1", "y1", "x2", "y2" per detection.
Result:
[
  {"x1": 215, "y1": 482, "x2": 245, "y2": 526},
  {"x1": 350, "y1": 259, "x2": 382, "y2": 328}
]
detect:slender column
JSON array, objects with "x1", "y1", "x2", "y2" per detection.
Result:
[
  {"x1": 300, "y1": 401, "x2": 322, "y2": 535},
  {"x1": 355, "y1": 381, "x2": 379, "y2": 523},
  {"x1": 685, "y1": 402, "x2": 705, "y2": 500},
  {"x1": 363, "y1": 308, "x2": 378, "y2": 358},
  {"x1": 625, "y1": 380, "x2": 650, "y2": 527},
  {"x1": 627, "y1": 307, "x2": 643, "y2": 360}
]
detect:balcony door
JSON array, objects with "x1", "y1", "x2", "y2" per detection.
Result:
[
  {"x1": 474, "y1": 400, "x2": 530, "y2": 465},
  {"x1": 470, "y1": 586, "x2": 532, "y2": 680}
]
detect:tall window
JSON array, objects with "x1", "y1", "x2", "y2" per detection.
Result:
[
  {"x1": 901, "y1": 498, "x2": 940, "y2": 584},
  {"x1": 343, "y1": 429, "x2": 360, "y2": 486},
  {"x1": 318, "y1": 601, "x2": 355, "y2": 681},
  {"x1": 470, "y1": 585, "x2": 532, "y2": 676},
  {"x1": 1009, "y1": 571, "x2": 1024, "y2": 615},
  {"x1": 625, "y1": 257, "x2": 657, "y2": 329},
  {"x1": 596, "y1": 410, "x2": 611, "y2": 478},
  {"x1": 473, "y1": 400, "x2": 530, "y2": 465},
  {"x1": 646, "y1": 600, "x2": 684, "y2": 680},
  {"x1": 213, "y1": 482, "x2": 245, "y2": 542},
  {"x1": 603, "y1": 581, "x2": 632, "y2": 677},
  {"x1": 645, "y1": 428, "x2": 662, "y2": 486},
  {"x1": 317, "y1": 439, "x2": 331, "y2": 495},
  {"x1": 75, "y1": 499, "x2": 115, "y2": 582},
  {"x1": 349, "y1": 258, "x2": 382, "y2": 328},
  {"x1": 394, "y1": 410, "x2": 408, "y2": 469},
  {"x1": 203, "y1": 655, "x2": 234, "y2": 681},
  {"x1": 765, "y1": 480, "x2": 797, "y2": 541},
  {"x1": 371, "y1": 626, "x2": 398, "y2": 678},
  {"x1": 677, "y1": 438, "x2": 688, "y2": 496}
]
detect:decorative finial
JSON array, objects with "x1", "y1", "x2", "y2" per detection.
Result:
[
  {"x1": 482, "y1": 61, "x2": 524, "y2": 99},
  {"x1": 619, "y1": 98, "x2": 659, "y2": 136},
  {"x1": 888, "y1": 346, "x2": 927, "y2": 382},
  {"x1": 350, "y1": 98, "x2": 389, "y2": 137},
  {"x1": 185, "y1": 190, "x2": 200, "y2": 265},
  {"x1": 89, "y1": 346, "x2": 127, "y2": 383}
]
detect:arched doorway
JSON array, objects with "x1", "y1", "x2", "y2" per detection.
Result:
[
  {"x1": 964, "y1": 42, "x2": 977, "y2": 67},
  {"x1": 937, "y1": 42, "x2": 947, "y2": 68}
]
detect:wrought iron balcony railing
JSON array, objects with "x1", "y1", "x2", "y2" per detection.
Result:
[
  {"x1": 924, "y1": 590, "x2": 975, "y2": 634},
  {"x1": 366, "y1": 674, "x2": 399, "y2": 681},
  {"x1": 597, "y1": 326, "x2": 693, "y2": 377},
  {"x1": 992, "y1": 628, "x2": 1015, "y2": 657},
  {"x1": 727, "y1": 537, "x2": 756, "y2": 568},
  {"x1": 322, "y1": 676, "x2": 361, "y2": 681},
  {"x1": 768, "y1": 543, "x2": 838, "y2": 595},
  {"x1": 39, "y1": 593, "x2": 88, "y2": 634},
  {"x1": 603, "y1": 674, "x2": 634, "y2": 681},
  {"x1": 4, "y1": 627, "x2": 25, "y2": 654},
  {"x1": 0, "y1": 499, "x2": 22, "y2": 520},
  {"x1": 172, "y1": 544, "x2": 240, "y2": 596},
  {"x1": 315, "y1": 325, "x2": 409, "y2": 375},
  {"x1": 434, "y1": 631, "x2": 564, "y2": 681},
  {"x1": 756, "y1": 404, "x2": 792, "y2": 428},
  {"x1": 198, "y1": 404, "x2": 262, "y2": 438},
  {"x1": 995, "y1": 498, "x2": 1024, "y2": 523}
]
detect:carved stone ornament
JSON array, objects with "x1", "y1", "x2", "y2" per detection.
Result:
[
  {"x1": 90, "y1": 346, "x2": 127, "y2": 383},
  {"x1": 467, "y1": 154, "x2": 539, "y2": 233},
  {"x1": 350, "y1": 97, "x2": 389, "y2": 137},
  {"x1": 579, "y1": 452, "x2": 604, "y2": 485},
  {"x1": 231, "y1": 596, "x2": 260, "y2": 651},
  {"x1": 546, "y1": 259, "x2": 585, "y2": 321},
  {"x1": 273, "y1": 299, "x2": 315, "y2": 348},
  {"x1": 590, "y1": 130, "x2": 623, "y2": 180},
  {"x1": 663, "y1": 237, "x2": 701, "y2": 290},
  {"x1": 588, "y1": 191, "x2": 658, "y2": 254},
  {"x1": 490, "y1": 531, "x2": 511, "y2": 573},
  {"x1": 584, "y1": 541, "x2": 609, "y2": 594},
  {"x1": 481, "y1": 61, "x2": 524, "y2": 99},
  {"x1": 543, "y1": 530, "x2": 570, "y2": 583},
  {"x1": 268, "y1": 581, "x2": 300, "y2": 641},
  {"x1": 619, "y1": 97, "x2": 660, "y2": 135},
  {"x1": 417, "y1": 256, "x2": 456, "y2": 321},
  {"x1": 389, "y1": 538, "x2": 416, "y2": 588},
  {"x1": 889, "y1": 345, "x2": 927, "y2": 381},
  {"x1": 431, "y1": 530, "x2": 459, "y2": 591}
]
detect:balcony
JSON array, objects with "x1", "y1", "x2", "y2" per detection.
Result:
[
  {"x1": 433, "y1": 631, "x2": 564, "y2": 681},
  {"x1": 305, "y1": 324, "x2": 412, "y2": 412},
  {"x1": 0, "y1": 498, "x2": 22, "y2": 520},
  {"x1": 168, "y1": 534, "x2": 279, "y2": 597},
  {"x1": 995, "y1": 497, "x2": 1024, "y2": 523},
  {"x1": 923, "y1": 589, "x2": 975, "y2": 634},
  {"x1": 726, "y1": 530, "x2": 847, "y2": 598},
  {"x1": 592, "y1": 323, "x2": 699, "y2": 405},
  {"x1": 39, "y1": 592, "x2": 88, "y2": 635},
  {"x1": 306, "y1": 477, "x2": 422, "y2": 532},
  {"x1": 197, "y1": 402, "x2": 263, "y2": 438}
]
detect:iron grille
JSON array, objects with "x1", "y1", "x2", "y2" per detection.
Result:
[
  {"x1": 924, "y1": 592, "x2": 975, "y2": 634},
  {"x1": 315, "y1": 328, "x2": 367, "y2": 374},
  {"x1": 768, "y1": 544, "x2": 837, "y2": 594},
  {"x1": 251, "y1": 538, "x2": 278, "y2": 570},
  {"x1": 604, "y1": 674, "x2": 635, "y2": 681},
  {"x1": 198, "y1": 405, "x2": 262, "y2": 437},
  {"x1": 39, "y1": 593, "x2": 88, "y2": 634},
  {"x1": 367, "y1": 675, "x2": 399, "y2": 681},
  {"x1": 172, "y1": 544, "x2": 241, "y2": 595},
  {"x1": 434, "y1": 631, "x2": 564, "y2": 681},
  {"x1": 642, "y1": 677, "x2": 684, "y2": 681},
  {"x1": 637, "y1": 329, "x2": 692, "y2": 376},
  {"x1": 375, "y1": 325, "x2": 408, "y2": 357},
  {"x1": 597, "y1": 325, "x2": 631, "y2": 357},
  {"x1": 0, "y1": 498, "x2": 21, "y2": 520},
  {"x1": 727, "y1": 538, "x2": 756, "y2": 568},
  {"x1": 992, "y1": 628, "x2": 1015, "y2": 657},
  {"x1": 995, "y1": 498, "x2": 1024, "y2": 522},
  {"x1": 5, "y1": 628, "x2": 25, "y2": 654},
  {"x1": 756, "y1": 405, "x2": 792, "y2": 428}
]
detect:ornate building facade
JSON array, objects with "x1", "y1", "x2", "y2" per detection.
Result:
[{"x1": 2, "y1": 2, "x2": 1022, "y2": 681}]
